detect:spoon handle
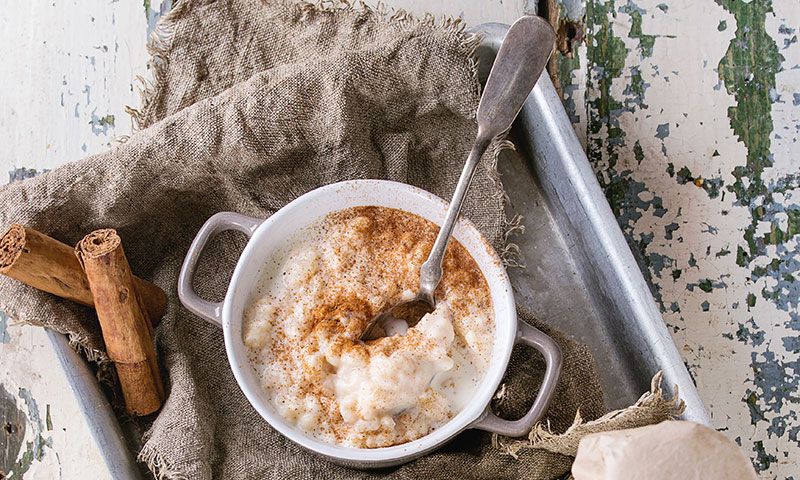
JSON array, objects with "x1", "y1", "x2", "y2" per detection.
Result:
[
  {"x1": 418, "y1": 16, "x2": 555, "y2": 301},
  {"x1": 418, "y1": 137, "x2": 490, "y2": 301}
]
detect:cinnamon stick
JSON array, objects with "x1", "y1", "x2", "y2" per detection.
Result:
[
  {"x1": 0, "y1": 224, "x2": 166, "y2": 326},
  {"x1": 76, "y1": 229, "x2": 165, "y2": 416}
]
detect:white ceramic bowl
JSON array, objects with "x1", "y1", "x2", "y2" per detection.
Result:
[{"x1": 178, "y1": 179, "x2": 561, "y2": 468}]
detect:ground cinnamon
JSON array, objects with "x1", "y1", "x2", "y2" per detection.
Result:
[
  {"x1": 76, "y1": 229, "x2": 165, "y2": 416},
  {"x1": 0, "y1": 224, "x2": 166, "y2": 326}
]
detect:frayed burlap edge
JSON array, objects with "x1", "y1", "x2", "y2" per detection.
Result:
[
  {"x1": 486, "y1": 138, "x2": 526, "y2": 268},
  {"x1": 139, "y1": 447, "x2": 188, "y2": 480},
  {"x1": 126, "y1": 0, "x2": 485, "y2": 131},
  {"x1": 125, "y1": 0, "x2": 194, "y2": 130},
  {"x1": 493, "y1": 371, "x2": 687, "y2": 459}
]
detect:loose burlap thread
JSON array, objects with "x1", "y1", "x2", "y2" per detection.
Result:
[{"x1": 0, "y1": 1, "x2": 683, "y2": 478}]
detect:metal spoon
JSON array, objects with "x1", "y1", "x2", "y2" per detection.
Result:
[{"x1": 361, "y1": 16, "x2": 556, "y2": 341}]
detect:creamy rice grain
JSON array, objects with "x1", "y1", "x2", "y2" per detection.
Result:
[{"x1": 243, "y1": 206, "x2": 494, "y2": 448}]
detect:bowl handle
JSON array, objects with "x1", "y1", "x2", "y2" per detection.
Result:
[
  {"x1": 177, "y1": 212, "x2": 263, "y2": 326},
  {"x1": 471, "y1": 320, "x2": 563, "y2": 437}
]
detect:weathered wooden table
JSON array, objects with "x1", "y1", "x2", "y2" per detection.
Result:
[{"x1": 1, "y1": 0, "x2": 797, "y2": 478}]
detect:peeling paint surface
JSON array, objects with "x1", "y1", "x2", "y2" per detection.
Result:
[
  {"x1": 555, "y1": 0, "x2": 800, "y2": 476},
  {"x1": 0, "y1": 326, "x2": 109, "y2": 479},
  {"x1": 1, "y1": 0, "x2": 798, "y2": 478},
  {"x1": 0, "y1": 384, "x2": 26, "y2": 477}
]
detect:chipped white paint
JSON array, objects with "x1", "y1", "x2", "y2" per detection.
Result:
[
  {"x1": 2, "y1": 0, "x2": 799, "y2": 479},
  {"x1": 556, "y1": 0, "x2": 800, "y2": 476},
  {"x1": 767, "y1": 0, "x2": 800, "y2": 182},
  {"x1": 0, "y1": 1, "x2": 153, "y2": 174},
  {"x1": 0, "y1": 326, "x2": 112, "y2": 479}
]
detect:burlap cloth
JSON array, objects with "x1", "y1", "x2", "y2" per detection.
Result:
[{"x1": 0, "y1": 1, "x2": 683, "y2": 478}]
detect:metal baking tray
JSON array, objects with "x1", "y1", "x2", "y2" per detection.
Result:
[
  {"x1": 46, "y1": 21, "x2": 710, "y2": 480},
  {"x1": 473, "y1": 23, "x2": 708, "y2": 421}
]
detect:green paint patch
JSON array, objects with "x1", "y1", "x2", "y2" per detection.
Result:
[
  {"x1": 762, "y1": 208, "x2": 800, "y2": 246},
  {"x1": 8, "y1": 447, "x2": 34, "y2": 480},
  {"x1": 0, "y1": 384, "x2": 26, "y2": 477},
  {"x1": 717, "y1": 0, "x2": 782, "y2": 194},
  {"x1": 89, "y1": 113, "x2": 116, "y2": 136},
  {"x1": 716, "y1": 6, "x2": 800, "y2": 378},
  {"x1": 633, "y1": 140, "x2": 644, "y2": 163},
  {"x1": 717, "y1": 0, "x2": 788, "y2": 260},
  {"x1": 556, "y1": 53, "x2": 581, "y2": 97},
  {"x1": 6, "y1": 388, "x2": 53, "y2": 479},
  {"x1": 98, "y1": 114, "x2": 115, "y2": 127},
  {"x1": 747, "y1": 292, "x2": 757, "y2": 309},
  {"x1": 788, "y1": 209, "x2": 800, "y2": 236},
  {"x1": 744, "y1": 391, "x2": 765, "y2": 424},
  {"x1": 752, "y1": 440, "x2": 778, "y2": 473},
  {"x1": 736, "y1": 245, "x2": 748, "y2": 266},
  {"x1": 45, "y1": 404, "x2": 52, "y2": 431},
  {"x1": 587, "y1": 0, "x2": 627, "y2": 140},
  {"x1": 556, "y1": 52, "x2": 584, "y2": 124},
  {"x1": 676, "y1": 166, "x2": 692, "y2": 183},
  {"x1": 627, "y1": 67, "x2": 649, "y2": 109},
  {"x1": 620, "y1": 2, "x2": 656, "y2": 57},
  {"x1": 716, "y1": 9, "x2": 800, "y2": 455}
]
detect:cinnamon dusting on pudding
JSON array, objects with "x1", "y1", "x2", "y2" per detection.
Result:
[{"x1": 243, "y1": 206, "x2": 494, "y2": 448}]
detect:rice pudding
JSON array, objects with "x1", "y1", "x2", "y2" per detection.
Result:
[{"x1": 242, "y1": 206, "x2": 494, "y2": 448}]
